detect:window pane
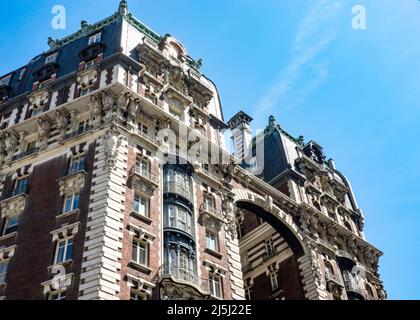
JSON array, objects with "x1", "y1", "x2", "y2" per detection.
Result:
[
  {"x1": 65, "y1": 239, "x2": 73, "y2": 261},
  {"x1": 64, "y1": 196, "x2": 72, "y2": 213},
  {"x1": 168, "y1": 206, "x2": 175, "y2": 227},
  {"x1": 56, "y1": 241, "x2": 66, "y2": 263},
  {"x1": 132, "y1": 242, "x2": 138, "y2": 262},
  {"x1": 0, "y1": 262, "x2": 8, "y2": 283},
  {"x1": 73, "y1": 194, "x2": 80, "y2": 210},
  {"x1": 139, "y1": 198, "x2": 148, "y2": 216},
  {"x1": 134, "y1": 194, "x2": 140, "y2": 213},
  {"x1": 139, "y1": 244, "x2": 147, "y2": 265}
]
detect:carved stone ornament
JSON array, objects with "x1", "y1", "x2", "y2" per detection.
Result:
[
  {"x1": 295, "y1": 156, "x2": 319, "y2": 183},
  {"x1": 101, "y1": 90, "x2": 115, "y2": 124},
  {"x1": 89, "y1": 94, "x2": 103, "y2": 128},
  {"x1": 160, "y1": 280, "x2": 209, "y2": 300},
  {"x1": 4, "y1": 131, "x2": 19, "y2": 162},
  {"x1": 37, "y1": 116, "x2": 52, "y2": 150},
  {"x1": 306, "y1": 240, "x2": 324, "y2": 288},
  {"x1": 55, "y1": 109, "x2": 69, "y2": 144},
  {"x1": 58, "y1": 172, "x2": 86, "y2": 196},
  {"x1": 221, "y1": 195, "x2": 237, "y2": 240},
  {"x1": 0, "y1": 135, "x2": 6, "y2": 166},
  {"x1": 104, "y1": 126, "x2": 121, "y2": 171},
  {"x1": 0, "y1": 194, "x2": 28, "y2": 218}
]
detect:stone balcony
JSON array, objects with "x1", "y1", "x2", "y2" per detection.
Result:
[
  {"x1": 0, "y1": 187, "x2": 29, "y2": 218},
  {"x1": 200, "y1": 204, "x2": 224, "y2": 232},
  {"x1": 130, "y1": 167, "x2": 159, "y2": 196},
  {"x1": 158, "y1": 265, "x2": 210, "y2": 299}
]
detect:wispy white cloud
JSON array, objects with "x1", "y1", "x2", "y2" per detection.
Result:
[{"x1": 253, "y1": 0, "x2": 344, "y2": 123}]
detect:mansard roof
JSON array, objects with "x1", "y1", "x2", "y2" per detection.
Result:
[{"x1": 0, "y1": 1, "x2": 202, "y2": 107}]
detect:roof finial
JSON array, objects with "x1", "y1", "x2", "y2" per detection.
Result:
[
  {"x1": 81, "y1": 20, "x2": 90, "y2": 33},
  {"x1": 268, "y1": 115, "x2": 277, "y2": 128},
  {"x1": 118, "y1": 0, "x2": 128, "y2": 16},
  {"x1": 48, "y1": 37, "x2": 57, "y2": 50}
]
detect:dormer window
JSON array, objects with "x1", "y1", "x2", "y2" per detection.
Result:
[
  {"x1": 45, "y1": 53, "x2": 58, "y2": 64},
  {"x1": 88, "y1": 33, "x2": 101, "y2": 45},
  {"x1": 0, "y1": 75, "x2": 11, "y2": 86}
]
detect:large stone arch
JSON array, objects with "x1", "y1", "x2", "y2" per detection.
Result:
[
  {"x1": 232, "y1": 187, "x2": 306, "y2": 258},
  {"x1": 230, "y1": 187, "x2": 324, "y2": 300}
]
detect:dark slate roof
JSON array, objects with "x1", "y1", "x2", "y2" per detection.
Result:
[{"x1": 0, "y1": 17, "x2": 123, "y2": 100}]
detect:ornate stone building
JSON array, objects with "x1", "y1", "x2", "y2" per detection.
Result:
[{"x1": 0, "y1": 1, "x2": 385, "y2": 300}]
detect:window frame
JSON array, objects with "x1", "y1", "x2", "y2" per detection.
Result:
[
  {"x1": 0, "y1": 261, "x2": 8, "y2": 284},
  {"x1": 48, "y1": 290, "x2": 66, "y2": 300},
  {"x1": 205, "y1": 229, "x2": 219, "y2": 252},
  {"x1": 133, "y1": 193, "x2": 150, "y2": 217},
  {"x1": 131, "y1": 239, "x2": 148, "y2": 266},
  {"x1": 54, "y1": 237, "x2": 74, "y2": 265},
  {"x1": 88, "y1": 33, "x2": 102, "y2": 45},
  {"x1": 2, "y1": 215, "x2": 20, "y2": 236},
  {"x1": 209, "y1": 273, "x2": 223, "y2": 299},
  {"x1": 45, "y1": 53, "x2": 58, "y2": 64},
  {"x1": 13, "y1": 176, "x2": 28, "y2": 195},
  {"x1": 269, "y1": 272, "x2": 279, "y2": 292},
  {"x1": 63, "y1": 193, "x2": 80, "y2": 213},
  {"x1": 69, "y1": 155, "x2": 85, "y2": 175}
]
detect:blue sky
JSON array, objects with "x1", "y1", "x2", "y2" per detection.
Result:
[{"x1": 1, "y1": 0, "x2": 419, "y2": 299}]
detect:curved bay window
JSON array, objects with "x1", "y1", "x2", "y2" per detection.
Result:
[
  {"x1": 162, "y1": 163, "x2": 199, "y2": 292},
  {"x1": 164, "y1": 203, "x2": 193, "y2": 235},
  {"x1": 164, "y1": 164, "x2": 193, "y2": 202}
]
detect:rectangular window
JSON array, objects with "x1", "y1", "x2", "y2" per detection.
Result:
[
  {"x1": 88, "y1": 33, "x2": 102, "y2": 45},
  {"x1": 54, "y1": 238, "x2": 73, "y2": 264},
  {"x1": 133, "y1": 194, "x2": 149, "y2": 217},
  {"x1": 0, "y1": 75, "x2": 11, "y2": 86},
  {"x1": 48, "y1": 291, "x2": 66, "y2": 300},
  {"x1": 45, "y1": 53, "x2": 58, "y2": 64},
  {"x1": 0, "y1": 261, "x2": 8, "y2": 284},
  {"x1": 168, "y1": 205, "x2": 175, "y2": 228},
  {"x1": 209, "y1": 274, "x2": 223, "y2": 299},
  {"x1": 132, "y1": 240, "x2": 148, "y2": 266},
  {"x1": 130, "y1": 291, "x2": 148, "y2": 300},
  {"x1": 177, "y1": 208, "x2": 187, "y2": 232},
  {"x1": 78, "y1": 120, "x2": 90, "y2": 133},
  {"x1": 3, "y1": 215, "x2": 19, "y2": 235},
  {"x1": 69, "y1": 156, "x2": 85, "y2": 175},
  {"x1": 203, "y1": 196, "x2": 214, "y2": 212},
  {"x1": 178, "y1": 251, "x2": 190, "y2": 280},
  {"x1": 245, "y1": 287, "x2": 253, "y2": 300},
  {"x1": 270, "y1": 272, "x2": 279, "y2": 291},
  {"x1": 265, "y1": 238, "x2": 275, "y2": 256},
  {"x1": 14, "y1": 177, "x2": 28, "y2": 195},
  {"x1": 237, "y1": 220, "x2": 245, "y2": 239},
  {"x1": 135, "y1": 159, "x2": 149, "y2": 176},
  {"x1": 206, "y1": 230, "x2": 218, "y2": 252},
  {"x1": 63, "y1": 193, "x2": 80, "y2": 213}
]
